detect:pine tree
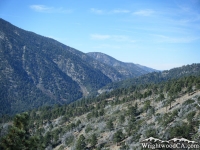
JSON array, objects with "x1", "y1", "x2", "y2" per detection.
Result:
[
  {"x1": 113, "y1": 130, "x2": 124, "y2": 144},
  {"x1": 76, "y1": 134, "x2": 86, "y2": 150},
  {"x1": 0, "y1": 113, "x2": 39, "y2": 150},
  {"x1": 90, "y1": 134, "x2": 97, "y2": 148},
  {"x1": 106, "y1": 120, "x2": 114, "y2": 131}
]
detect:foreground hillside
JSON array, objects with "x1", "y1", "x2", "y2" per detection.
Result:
[{"x1": 1, "y1": 75, "x2": 200, "y2": 149}]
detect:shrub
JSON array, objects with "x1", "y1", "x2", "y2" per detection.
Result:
[{"x1": 183, "y1": 99, "x2": 195, "y2": 105}]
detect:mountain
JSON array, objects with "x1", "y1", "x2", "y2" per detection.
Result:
[
  {"x1": 87, "y1": 52, "x2": 157, "y2": 78},
  {"x1": 1, "y1": 18, "x2": 199, "y2": 117},
  {"x1": 100, "y1": 63, "x2": 200, "y2": 92},
  {"x1": 0, "y1": 18, "x2": 130, "y2": 115},
  {"x1": 1, "y1": 75, "x2": 200, "y2": 149},
  {"x1": 136, "y1": 64, "x2": 157, "y2": 72}
]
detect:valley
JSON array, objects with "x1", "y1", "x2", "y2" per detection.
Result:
[
  {"x1": 0, "y1": 18, "x2": 200, "y2": 150},
  {"x1": 0, "y1": 18, "x2": 156, "y2": 115},
  {"x1": 1, "y1": 75, "x2": 200, "y2": 149}
]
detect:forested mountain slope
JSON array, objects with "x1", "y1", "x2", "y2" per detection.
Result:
[
  {"x1": 0, "y1": 19, "x2": 124, "y2": 115},
  {"x1": 1, "y1": 75, "x2": 200, "y2": 149},
  {"x1": 87, "y1": 52, "x2": 157, "y2": 78},
  {"x1": 100, "y1": 63, "x2": 200, "y2": 92},
  {"x1": 0, "y1": 19, "x2": 163, "y2": 115}
]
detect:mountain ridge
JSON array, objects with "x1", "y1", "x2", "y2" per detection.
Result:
[
  {"x1": 0, "y1": 18, "x2": 159, "y2": 115},
  {"x1": 87, "y1": 52, "x2": 158, "y2": 79},
  {"x1": 1, "y1": 18, "x2": 199, "y2": 116},
  {"x1": 0, "y1": 18, "x2": 118, "y2": 114},
  {"x1": 100, "y1": 63, "x2": 200, "y2": 92}
]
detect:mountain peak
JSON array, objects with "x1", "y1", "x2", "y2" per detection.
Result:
[
  {"x1": 87, "y1": 52, "x2": 157, "y2": 78},
  {"x1": 0, "y1": 19, "x2": 114, "y2": 114}
]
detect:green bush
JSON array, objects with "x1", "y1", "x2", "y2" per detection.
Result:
[
  {"x1": 183, "y1": 99, "x2": 195, "y2": 105},
  {"x1": 186, "y1": 111, "x2": 196, "y2": 122},
  {"x1": 169, "y1": 123, "x2": 192, "y2": 139},
  {"x1": 65, "y1": 135, "x2": 74, "y2": 146},
  {"x1": 85, "y1": 125, "x2": 92, "y2": 133},
  {"x1": 113, "y1": 130, "x2": 124, "y2": 143}
]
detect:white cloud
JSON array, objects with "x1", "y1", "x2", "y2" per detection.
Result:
[
  {"x1": 30, "y1": 5, "x2": 72, "y2": 13},
  {"x1": 30, "y1": 5, "x2": 52, "y2": 12},
  {"x1": 152, "y1": 34, "x2": 199, "y2": 43},
  {"x1": 132, "y1": 9, "x2": 154, "y2": 16},
  {"x1": 90, "y1": 8, "x2": 104, "y2": 14}
]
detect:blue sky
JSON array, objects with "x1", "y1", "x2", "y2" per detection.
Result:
[{"x1": 0, "y1": 0, "x2": 200, "y2": 70}]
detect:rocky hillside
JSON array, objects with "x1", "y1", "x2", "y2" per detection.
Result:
[
  {"x1": 87, "y1": 52, "x2": 157, "y2": 78},
  {"x1": 1, "y1": 75, "x2": 200, "y2": 150},
  {"x1": 0, "y1": 19, "x2": 163, "y2": 115},
  {"x1": 0, "y1": 19, "x2": 128, "y2": 115}
]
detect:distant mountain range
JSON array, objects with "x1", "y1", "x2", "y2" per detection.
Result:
[
  {"x1": 1, "y1": 18, "x2": 199, "y2": 115},
  {"x1": 87, "y1": 52, "x2": 158, "y2": 78},
  {"x1": 0, "y1": 18, "x2": 156, "y2": 114},
  {"x1": 100, "y1": 63, "x2": 200, "y2": 91}
]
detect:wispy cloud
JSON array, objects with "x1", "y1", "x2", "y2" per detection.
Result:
[
  {"x1": 90, "y1": 8, "x2": 104, "y2": 15},
  {"x1": 172, "y1": 3, "x2": 200, "y2": 26},
  {"x1": 90, "y1": 34, "x2": 135, "y2": 42},
  {"x1": 30, "y1": 5, "x2": 51, "y2": 12},
  {"x1": 30, "y1": 5, "x2": 72, "y2": 13},
  {"x1": 132, "y1": 9, "x2": 154, "y2": 16},
  {"x1": 152, "y1": 34, "x2": 199, "y2": 43}
]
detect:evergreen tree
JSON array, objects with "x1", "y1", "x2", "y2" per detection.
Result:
[
  {"x1": 113, "y1": 130, "x2": 124, "y2": 144},
  {"x1": 106, "y1": 120, "x2": 114, "y2": 131},
  {"x1": 90, "y1": 134, "x2": 97, "y2": 148},
  {"x1": 0, "y1": 113, "x2": 39, "y2": 150},
  {"x1": 76, "y1": 134, "x2": 86, "y2": 150},
  {"x1": 119, "y1": 115, "x2": 125, "y2": 124}
]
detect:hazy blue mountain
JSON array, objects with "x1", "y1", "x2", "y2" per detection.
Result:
[
  {"x1": 0, "y1": 18, "x2": 124, "y2": 114},
  {"x1": 1, "y1": 18, "x2": 197, "y2": 115},
  {"x1": 100, "y1": 63, "x2": 200, "y2": 91},
  {"x1": 87, "y1": 52, "x2": 158, "y2": 79}
]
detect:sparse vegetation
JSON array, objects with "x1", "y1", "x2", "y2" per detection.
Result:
[{"x1": 1, "y1": 72, "x2": 200, "y2": 149}]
